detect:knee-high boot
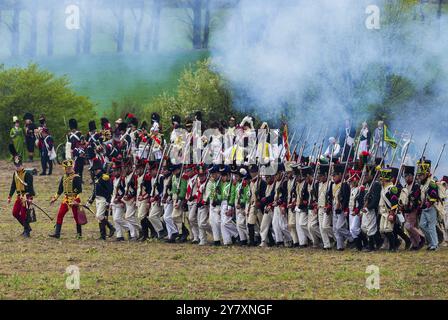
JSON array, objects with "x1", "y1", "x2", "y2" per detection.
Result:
[
  {"x1": 248, "y1": 224, "x2": 255, "y2": 246},
  {"x1": 386, "y1": 233, "x2": 396, "y2": 252},
  {"x1": 98, "y1": 220, "x2": 107, "y2": 240},
  {"x1": 76, "y1": 224, "x2": 82, "y2": 239},
  {"x1": 49, "y1": 224, "x2": 62, "y2": 238}
]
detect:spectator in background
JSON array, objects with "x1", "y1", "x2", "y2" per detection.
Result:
[
  {"x1": 39, "y1": 128, "x2": 54, "y2": 176},
  {"x1": 10, "y1": 116, "x2": 26, "y2": 161},
  {"x1": 23, "y1": 113, "x2": 36, "y2": 162}
]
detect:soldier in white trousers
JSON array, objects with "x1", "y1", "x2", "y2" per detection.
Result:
[
  {"x1": 234, "y1": 168, "x2": 250, "y2": 245},
  {"x1": 271, "y1": 164, "x2": 293, "y2": 247},
  {"x1": 123, "y1": 165, "x2": 141, "y2": 240},
  {"x1": 148, "y1": 165, "x2": 167, "y2": 239},
  {"x1": 259, "y1": 174, "x2": 276, "y2": 247},
  {"x1": 161, "y1": 165, "x2": 178, "y2": 242},
  {"x1": 295, "y1": 166, "x2": 313, "y2": 247},
  {"x1": 317, "y1": 165, "x2": 333, "y2": 250},
  {"x1": 330, "y1": 164, "x2": 353, "y2": 251},
  {"x1": 186, "y1": 168, "x2": 200, "y2": 244},
  {"x1": 110, "y1": 160, "x2": 129, "y2": 241},
  {"x1": 306, "y1": 165, "x2": 321, "y2": 247},
  {"x1": 285, "y1": 163, "x2": 299, "y2": 247},
  {"x1": 220, "y1": 166, "x2": 239, "y2": 245},
  {"x1": 196, "y1": 164, "x2": 213, "y2": 245},
  {"x1": 208, "y1": 166, "x2": 222, "y2": 245}
]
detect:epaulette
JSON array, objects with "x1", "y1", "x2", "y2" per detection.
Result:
[
  {"x1": 390, "y1": 186, "x2": 399, "y2": 195},
  {"x1": 102, "y1": 174, "x2": 110, "y2": 181}
]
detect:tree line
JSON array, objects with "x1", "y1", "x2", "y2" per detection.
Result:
[{"x1": 0, "y1": 0, "x2": 240, "y2": 57}]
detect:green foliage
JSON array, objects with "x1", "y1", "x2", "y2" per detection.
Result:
[
  {"x1": 0, "y1": 64, "x2": 96, "y2": 152},
  {"x1": 144, "y1": 58, "x2": 235, "y2": 133}
]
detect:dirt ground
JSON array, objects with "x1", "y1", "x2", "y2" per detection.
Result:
[{"x1": 0, "y1": 160, "x2": 447, "y2": 300}]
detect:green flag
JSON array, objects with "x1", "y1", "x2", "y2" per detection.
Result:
[{"x1": 384, "y1": 124, "x2": 397, "y2": 149}]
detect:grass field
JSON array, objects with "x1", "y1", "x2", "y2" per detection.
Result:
[{"x1": 0, "y1": 160, "x2": 447, "y2": 300}]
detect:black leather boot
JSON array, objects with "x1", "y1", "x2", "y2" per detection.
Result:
[
  {"x1": 148, "y1": 220, "x2": 158, "y2": 239},
  {"x1": 22, "y1": 221, "x2": 31, "y2": 238},
  {"x1": 248, "y1": 224, "x2": 256, "y2": 246},
  {"x1": 140, "y1": 218, "x2": 149, "y2": 242},
  {"x1": 76, "y1": 224, "x2": 82, "y2": 239},
  {"x1": 49, "y1": 224, "x2": 62, "y2": 238},
  {"x1": 98, "y1": 220, "x2": 107, "y2": 240},
  {"x1": 355, "y1": 237, "x2": 363, "y2": 251},
  {"x1": 366, "y1": 236, "x2": 376, "y2": 252},
  {"x1": 105, "y1": 220, "x2": 115, "y2": 238},
  {"x1": 179, "y1": 224, "x2": 190, "y2": 243},
  {"x1": 386, "y1": 233, "x2": 396, "y2": 252}
]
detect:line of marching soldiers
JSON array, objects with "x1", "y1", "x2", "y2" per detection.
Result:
[{"x1": 7, "y1": 114, "x2": 448, "y2": 251}]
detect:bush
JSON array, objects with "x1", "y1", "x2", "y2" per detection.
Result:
[
  {"x1": 0, "y1": 64, "x2": 96, "y2": 154},
  {"x1": 144, "y1": 58, "x2": 236, "y2": 134}
]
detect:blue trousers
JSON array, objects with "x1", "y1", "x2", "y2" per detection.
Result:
[{"x1": 419, "y1": 207, "x2": 438, "y2": 248}]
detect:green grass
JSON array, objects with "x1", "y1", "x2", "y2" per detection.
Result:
[{"x1": 3, "y1": 50, "x2": 209, "y2": 113}]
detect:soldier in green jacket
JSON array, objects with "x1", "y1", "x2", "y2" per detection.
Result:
[
  {"x1": 220, "y1": 165, "x2": 239, "y2": 245},
  {"x1": 235, "y1": 167, "x2": 251, "y2": 245},
  {"x1": 209, "y1": 165, "x2": 222, "y2": 245},
  {"x1": 171, "y1": 164, "x2": 189, "y2": 242}
]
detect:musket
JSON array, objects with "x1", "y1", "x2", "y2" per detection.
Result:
[
  {"x1": 342, "y1": 135, "x2": 356, "y2": 183},
  {"x1": 432, "y1": 143, "x2": 447, "y2": 178},
  {"x1": 31, "y1": 202, "x2": 54, "y2": 221},
  {"x1": 390, "y1": 135, "x2": 404, "y2": 166},
  {"x1": 297, "y1": 127, "x2": 312, "y2": 164},
  {"x1": 150, "y1": 144, "x2": 170, "y2": 198},
  {"x1": 411, "y1": 134, "x2": 431, "y2": 190},
  {"x1": 325, "y1": 143, "x2": 336, "y2": 194},
  {"x1": 81, "y1": 204, "x2": 96, "y2": 216},
  {"x1": 177, "y1": 133, "x2": 194, "y2": 190}
]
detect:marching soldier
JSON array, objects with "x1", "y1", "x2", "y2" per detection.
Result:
[
  {"x1": 271, "y1": 163, "x2": 293, "y2": 247},
  {"x1": 122, "y1": 161, "x2": 141, "y2": 241},
  {"x1": 49, "y1": 160, "x2": 83, "y2": 239},
  {"x1": 295, "y1": 165, "x2": 312, "y2": 248},
  {"x1": 110, "y1": 158, "x2": 129, "y2": 241},
  {"x1": 378, "y1": 167, "x2": 400, "y2": 252},
  {"x1": 330, "y1": 164, "x2": 353, "y2": 251},
  {"x1": 417, "y1": 159, "x2": 442, "y2": 251},
  {"x1": 209, "y1": 165, "x2": 223, "y2": 245},
  {"x1": 148, "y1": 162, "x2": 167, "y2": 240},
  {"x1": 161, "y1": 162, "x2": 178, "y2": 243},
  {"x1": 317, "y1": 164, "x2": 333, "y2": 250},
  {"x1": 195, "y1": 164, "x2": 213, "y2": 246},
  {"x1": 67, "y1": 119, "x2": 82, "y2": 158},
  {"x1": 399, "y1": 165, "x2": 425, "y2": 250},
  {"x1": 171, "y1": 164, "x2": 189, "y2": 242},
  {"x1": 186, "y1": 165, "x2": 200, "y2": 244},
  {"x1": 8, "y1": 145, "x2": 35, "y2": 237},
  {"x1": 87, "y1": 158, "x2": 115, "y2": 240},
  {"x1": 361, "y1": 165, "x2": 382, "y2": 251},
  {"x1": 234, "y1": 167, "x2": 250, "y2": 246},
  {"x1": 348, "y1": 169, "x2": 365, "y2": 251},
  {"x1": 136, "y1": 160, "x2": 152, "y2": 241},
  {"x1": 259, "y1": 172, "x2": 276, "y2": 247},
  {"x1": 219, "y1": 165, "x2": 239, "y2": 246},
  {"x1": 285, "y1": 163, "x2": 299, "y2": 247},
  {"x1": 247, "y1": 165, "x2": 266, "y2": 246}
]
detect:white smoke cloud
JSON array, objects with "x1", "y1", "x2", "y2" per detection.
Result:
[{"x1": 211, "y1": 0, "x2": 448, "y2": 174}]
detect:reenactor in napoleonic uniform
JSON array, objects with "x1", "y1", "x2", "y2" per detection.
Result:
[
  {"x1": 8, "y1": 144, "x2": 35, "y2": 237},
  {"x1": 347, "y1": 168, "x2": 366, "y2": 251},
  {"x1": 148, "y1": 162, "x2": 167, "y2": 240},
  {"x1": 219, "y1": 165, "x2": 239, "y2": 246},
  {"x1": 67, "y1": 119, "x2": 82, "y2": 159},
  {"x1": 416, "y1": 158, "x2": 443, "y2": 251},
  {"x1": 110, "y1": 158, "x2": 129, "y2": 241},
  {"x1": 136, "y1": 159, "x2": 153, "y2": 242},
  {"x1": 361, "y1": 165, "x2": 382, "y2": 251},
  {"x1": 398, "y1": 165, "x2": 425, "y2": 250},
  {"x1": 87, "y1": 158, "x2": 115, "y2": 240},
  {"x1": 208, "y1": 165, "x2": 223, "y2": 245},
  {"x1": 285, "y1": 162, "x2": 299, "y2": 247},
  {"x1": 378, "y1": 167, "x2": 400, "y2": 252},
  {"x1": 171, "y1": 164, "x2": 190, "y2": 243},
  {"x1": 247, "y1": 165, "x2": 266, "y2": 246},
  {"x1": 329, "y1": 164, "x2": 353, "y2": 251},
  {"x1": 259, "y1": 173, "x2": 276, "y2": 247},
  {"x1": 185, "y1": 164, "x2": 200, "y2": 244},
  {"x1": 271, "y1": 163, "x2": 293, "y2": 247},
  {"x1": 295, "y1": 165, "x2": 313, "y2": 248},
  {"x1": 122, "y1": 160, "x2": 141, "y2": 241},
  {"x1": 317, "y1": 164, "x2": 333, "y2": 250},
  {"x1": 306, "y1": 165, "x2": 321, "y2": 248},
  {"x1": 49, "y1": 160, "x2": 83, "y2": 239},
  {"x1": 234, "y1": 167, "x2": 250, "y2": 246},
  {"x1": 195, "y1": 164, "x2": 213, "y2": 246}
]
